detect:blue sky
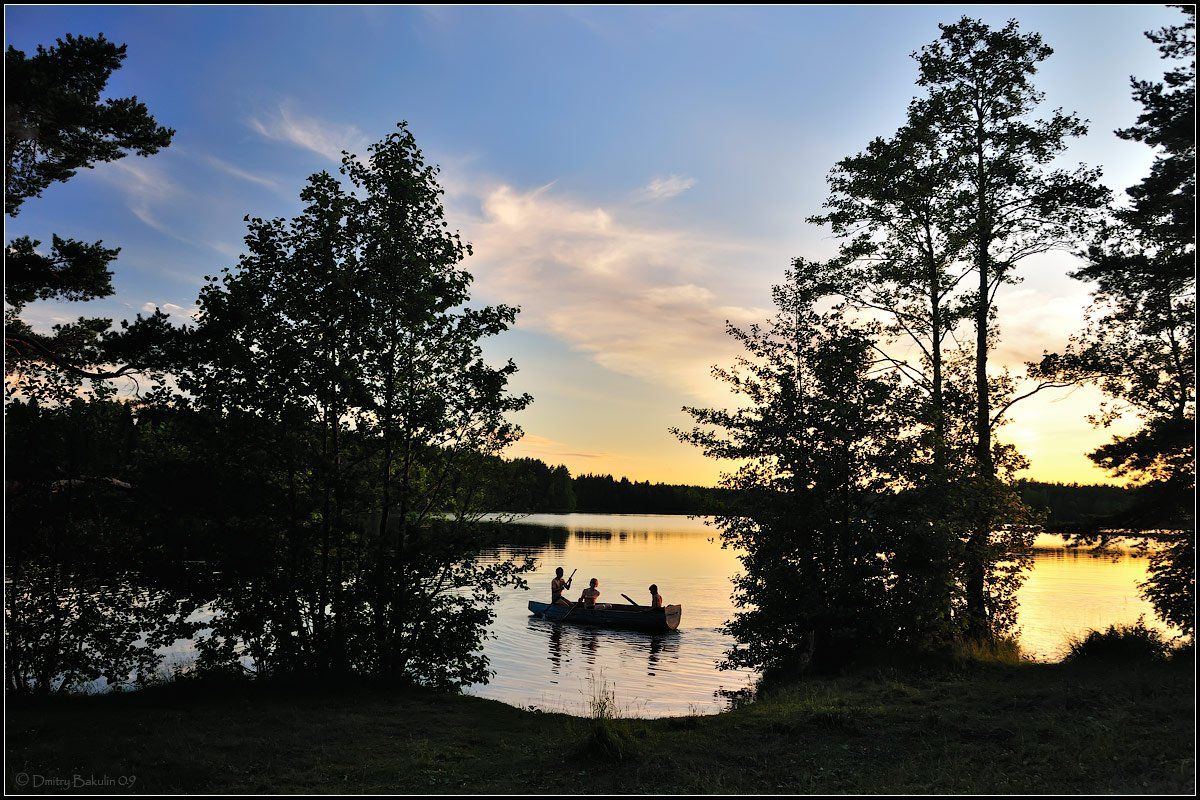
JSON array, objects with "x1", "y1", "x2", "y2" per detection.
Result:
[{"x1": 5, "y1": 5, "x2": 1182, "y2": 484}]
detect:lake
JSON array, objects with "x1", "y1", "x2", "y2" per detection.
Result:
[{"x1": 467, "y1": 513, "x2": 1174, "y2": 718}]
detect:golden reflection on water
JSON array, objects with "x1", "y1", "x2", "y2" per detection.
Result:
[
  {"x1": 1020, "y1": 535, "x2": 1175, "y2": 660},
  {"x1": 473, "y1": 515, "x2": 1175, "y2": 716},
  {"x1": 475, "y1": 514, "x2": 747, "y2": 717}
]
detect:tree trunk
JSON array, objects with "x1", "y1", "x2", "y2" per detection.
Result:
[
  {"x1": 967, "y1": 108, "x2": 993, "y2": 638},
  {"x1": 925, "y1": 226, "x2": 946, "y2": 478}
]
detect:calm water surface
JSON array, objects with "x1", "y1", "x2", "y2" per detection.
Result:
[{"x1": 468, "y1": 513, "x2": 1174, "y2": 717}]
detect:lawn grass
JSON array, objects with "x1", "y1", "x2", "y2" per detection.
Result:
[{"x1": 6, "y1": 658, "x2": 1194, "y2": 794}]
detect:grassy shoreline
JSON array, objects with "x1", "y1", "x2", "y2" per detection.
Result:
[{"x1": 6, "y1": 658, "x2": 1194, "y2": 794}]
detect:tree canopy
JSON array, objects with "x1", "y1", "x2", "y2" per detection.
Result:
[{"x1": 5, "y1": 33, "x2": 177, "y2": 391}]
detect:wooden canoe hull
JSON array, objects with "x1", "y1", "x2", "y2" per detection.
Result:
[{"x1": 528, "y1": 600, "x2": 681, "y2": 632}]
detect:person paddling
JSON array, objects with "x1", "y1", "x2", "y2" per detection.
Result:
[
  {"x1": 551, "y1": 567, "x2": 574, "y2": 606},
  {"x1": 649, "y1": 584, "x2": 664, "y2": 609}
]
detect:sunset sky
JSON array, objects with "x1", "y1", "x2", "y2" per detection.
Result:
[{"x1": 6, "y1": 5, "x2": 1179, "y2": 486}]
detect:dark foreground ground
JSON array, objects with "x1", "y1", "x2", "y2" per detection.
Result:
[{"x1": 6, "y1": 659, "x2": 1194, "y2": 794}]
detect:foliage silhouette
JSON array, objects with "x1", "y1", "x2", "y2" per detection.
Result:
[
  {"x1": 675, "y1": 269, "x2": 909, "y2": 674},
  {"x1": 1032, "y1": 6, "x2": 1195, "y2": 638},
  {"x1": 907, "y1": 16, "x2": 1108, "y2": 636},
  {"x1": 180, "y1": 122, "x2": 534, "y2": 687},
  {"x1": 5, "y1": 33, "x2": 179, "y2": 390}
]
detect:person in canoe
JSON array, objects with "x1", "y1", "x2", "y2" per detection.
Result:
[
  {"x1": 579, "y1": 577, "x2": 601, "y2": 608},
  {"x1": 649, "y1": 584, "x2": 664, "y2": 609},
  {"x1": 551, "y1": 567, "x2": 574, "y2": 606}
]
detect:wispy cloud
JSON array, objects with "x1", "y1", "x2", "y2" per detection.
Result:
[
  {"x1": 994, "y1": 282, "x2": 1093, "y2": 370},
  {"x1": 141, "y1": 301, "x2": 200, "y2": 320},
  {"x1": 247, "y1": 102, "x2": 370, "y2": 163},
  {"x1": 455, "y1": 178, "x2": 771, "y2": 401},
  {"x1": 14, "y1": 304, "x2": 77, "y2": 333},
  {"x1": 633, "y1": 174, "x2": 696, "y2": 202},
  {"x1": 101, "y1": 160, "x2": 178, "y2": 238},
  {"x1": 92, "y1": 159, "x2": 239, "y2": 259},
  {"x1": 507, "y1": 433, "x2": 609, "y2": 462},
  {"x1": 203, "y1": 154, "x2": 278, "y2": 189}
]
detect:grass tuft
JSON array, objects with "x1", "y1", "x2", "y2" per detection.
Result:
[
  {"x1": 808, "y1": 706, "x2": 863, "y2": 734},
  {"x1": 573, "y1": 678, "x2": 641, "y2": 763},
  {"x1": 951, "y1": 634, "x2": 1027, "y2": 666}
]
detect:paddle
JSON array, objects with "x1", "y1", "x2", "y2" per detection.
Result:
[
  {"x1": 621, "y1": 593, "x2": 640, "y2": 607},
  {"x1": 559, "y1": 601, "x2": 582, "y2": 622}
]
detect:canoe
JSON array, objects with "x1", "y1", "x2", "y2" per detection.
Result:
[{"x1": 528, "y1": 600, "x2": 681, "y2": 632}]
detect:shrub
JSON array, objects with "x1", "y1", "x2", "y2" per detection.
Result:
[{"x1": 1063, "y1": 617, "x2": 1170, "y2": 664}]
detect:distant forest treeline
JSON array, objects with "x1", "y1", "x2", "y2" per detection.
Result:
[
  {"x1": 479, "y1": 457, "x2": 723, "y2": 515},
  {"x1": 481, "y1": 455, "x2": 1137, "y2": 529}
]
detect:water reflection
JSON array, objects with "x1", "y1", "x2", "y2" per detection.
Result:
[
  {"x1": 579, "y1": 628, "x2": 600, "y2": 664},
  {"x1": 18, "y1": 514, "x2": 1172, "y2": 716},
  {"x1": 466, "y1": 514, "x2": 1177, "y2": 716},
  {"x1": 648, "y1": 635, "x2": 663, "y2": 676},
  {"x1": 470, "y1": 518, "x2": 751, "y2": 717}
]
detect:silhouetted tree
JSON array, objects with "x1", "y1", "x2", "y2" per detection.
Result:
[
  {"x1": 807, "y1": 120, "x2": 977, "y2": 640},
  {"x1": 5, "y1": 33, "x2": 173, "y2": 213},
  {"x1": 482, "y1": 458, "x2": 578, "y2": 512},
  {"x1": 811, "y1": 120, "x2": 971, "y2": 476},
  {"x1": 675, "y1": 269, "x2": 905, "y2": 674},
  {"x1": 5, "y1": 33, "x2": 177, "y2": 389},
  {"x1": 1033, "y1": 6, "x2": 1195, "y2": 637},
  {"x1": 3, "y1": 34, "x2": 184, "y2": 692},
  {"x1": 912, "y1": 17, "x2": 1108, "y2": 636},
  {"x1": 183, "y1": 123, "x2": 533, "y2": 687},
  {"x1": 568, "y1": 473, "x2": 724, "y2": 514},
  {"x1": 544, "y1": 465, "x2": 577, "y2": 512},
  {"x1": 1013, "y1": 480, "x2": 1141, "y2": 531}
]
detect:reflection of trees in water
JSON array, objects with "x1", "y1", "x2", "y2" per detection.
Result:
[
  {"x1": 487, "y1": 524, "x2": 570, "y2": 548},
  {"x1": 8, "y1": 537, "x2": 533, "y2": 696},
  {"x1": 488, "y1": 523, "x2": 706, "y2": 547},
  {"x1": 5, "y1": 565, "x2": 203, "y2": 695},
  {"x1": 1030, "y1": 547, "x2": 1139, "y2": 564},
  {"x1": 563, "y1": 530, "x2": 668, "y2": 542},
  {"x1": 566, "y1": 531, "x2": 615, "y2": 542}
]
